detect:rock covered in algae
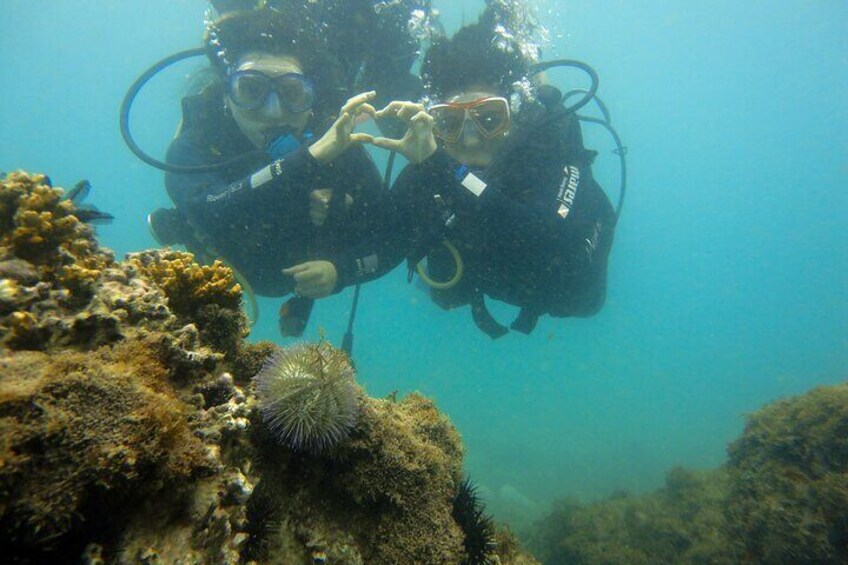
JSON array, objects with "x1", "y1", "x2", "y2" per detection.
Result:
[
  {"x1": 725, "y1": 382, "x2": 848, "y2": 563},
  {"x1": 0, "y1": 170, "x2": 255, "y2": 560},
  {"x1": 528, "y1": 467, "x2": 733, "y2": 564},
  {"x1": 529, "y1": 382, "x2": 848, "y2": 565},
  {"x1": 0, "y1": 341, "x2": 215, "y2": 550},
  {"x1": 248, "y1": 392, "x2": 466, "y2": 564}
]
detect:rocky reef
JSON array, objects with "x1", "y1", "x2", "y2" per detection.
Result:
[
  {"x1": 0, "y1": 171, "x2": 537, "y2": 564},
  {"x1": 724, "y1": 383, "x2": 848, "y2": 563},
  {"x1": 529, "y1": 382, "x2": 848, "y2": 564}
]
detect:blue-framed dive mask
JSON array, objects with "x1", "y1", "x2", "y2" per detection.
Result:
[{"x1": 227, "y1": 69, "x2": 316, "y2": 113}]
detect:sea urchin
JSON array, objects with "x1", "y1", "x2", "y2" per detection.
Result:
[
  {"x1": 453, "y1": 477, "x2": 497, "y2": 565},
  {"x1": 254, "y1": 342, "x2": 361, "y2": 452}
]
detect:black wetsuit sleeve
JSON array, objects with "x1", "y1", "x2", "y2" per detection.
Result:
[{"x1": 164, "y1": 134, "x2": 321, "y2": 223}]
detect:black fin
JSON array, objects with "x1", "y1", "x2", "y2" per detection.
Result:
[{"x1": 65, "y1": 179, "x2": 92, "y2": 203}]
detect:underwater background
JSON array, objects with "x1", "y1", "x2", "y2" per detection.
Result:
[{"x1": 2, "y1": 0, "x2": 846, "y2": 532}]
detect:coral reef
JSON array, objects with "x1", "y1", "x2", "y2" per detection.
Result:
[
  {"x1": 128, "y1": 249, "x2": 246, "y2": 354},
  {"x1": 530, "y1": 382, "x2": 848, "y2": 565},
  {"x1": 0, "y1": 171, "x2": 113, "y2": 306},
  {"x1": 255, "y1": 342, "x2": 362, "y2": 452},
  {"x1": 1, "y1": 170, "x2": 539, "y2": 564}
]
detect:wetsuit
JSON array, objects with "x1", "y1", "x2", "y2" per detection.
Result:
[
  {"x1": 334, "y1": 99, "x2": 616, "y2": 337},
  {"x1": 164, "y1": 85, "x2": 384, "y2": 297}
]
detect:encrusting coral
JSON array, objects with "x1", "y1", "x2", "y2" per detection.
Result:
[
  {"x1": 1, "y1": 170, "x2": 541, "y2": 564},
  {"x1": 0, "y1": 171, "x2": 113, "y2": 306},
  {"x1": 127, "y1": 249, "x2": 242, "y2": 318},
  {"x1": 128, "y1": 249, "x2": 246, "y2": 355}
]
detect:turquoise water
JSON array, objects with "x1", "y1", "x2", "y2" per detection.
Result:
[{"x1": 2, "y1": 0, "x2": 846, "y2": 531}]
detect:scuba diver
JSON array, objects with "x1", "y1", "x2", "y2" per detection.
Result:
[
  {"x1": 130, "y1": 1, "x2": 442, "y2": 338},
  {"x1": 328, "y1": 8, "x2": 618, "y2": 338},
  {"x1": 145, "y1": 5, "x2": 384, "y2": 335}
]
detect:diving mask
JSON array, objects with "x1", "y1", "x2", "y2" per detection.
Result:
[
  {"x1": 227, "y1": 70, "x2": 315, "y2": 113},
  {"x1": 429, "y1": 96, "x2": 511, "y2": 144}
]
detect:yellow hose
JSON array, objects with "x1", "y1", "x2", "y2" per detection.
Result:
[
  {"x1": 416, "y1": 240, "x2": 464, "y2": 290},
  {"x1": 229, "y1": 266, "x2": 260, "y2": 329}
]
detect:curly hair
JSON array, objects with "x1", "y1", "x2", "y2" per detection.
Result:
[
  {"x1": 421, "y1": 9, "x2": 532, "y2": 102},
  {"x1": 204, "y1": 7, "x2": 348, "y2": 119}
]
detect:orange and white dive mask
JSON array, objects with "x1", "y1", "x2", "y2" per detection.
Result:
[{"x1": 429, "y1": 96, "x2": 511, "y2": 143}]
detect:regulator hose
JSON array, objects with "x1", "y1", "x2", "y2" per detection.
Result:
[{"x1": 120, "y1": 48, "x2": 260, "y2": 174}]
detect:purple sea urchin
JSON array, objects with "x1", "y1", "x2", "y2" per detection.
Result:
[{"x1": 254, "y1": 342, "x2": 361, "y2": 452}]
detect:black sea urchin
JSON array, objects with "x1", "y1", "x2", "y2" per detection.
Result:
[
  {"x1": 453, "y1": 477, "x2": 497, "y2": 565},
  {"x1": 254, "y1": 342, "x2": 361, "y2": 452}
]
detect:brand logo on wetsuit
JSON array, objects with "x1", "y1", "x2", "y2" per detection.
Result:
[
  {"x1": 585, "y1": 220, "x2": 602, "y2": 260},
  {"x1": 207, "y1": 180, "x2": 247, "y2": 203},
  {"x1": 556, "y1": 165, "x2": 580, "y2": 219}
]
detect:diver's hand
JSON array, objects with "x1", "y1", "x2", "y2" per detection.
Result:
[
  {"x1": 282, "y1": 261, "x2": 338, "y2": 298},
  {"x1": 309, "y1": 91, "x2": 377, "y2": 163},
  {"x1": 368, "y1": 101, "x2": 437, "y2": 164},
  {"x1": 309, "y1": 189, "x2": 353, "y2": 226}
]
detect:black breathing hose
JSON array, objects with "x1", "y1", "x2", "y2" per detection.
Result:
[
  {"x1": 533, "y1": 59, "x2": 599, "y2": 114},
  {"x1": 120, "y1": 48, "x2": 260, "y2": 174},
  {"x1": 534, "y1": 59, "x2": 626, "y2": 218}
]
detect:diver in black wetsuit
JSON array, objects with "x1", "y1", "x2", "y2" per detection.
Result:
[
  {"x1": 148, "y1": 3, "x2": 441, "y2": 334},
  {"x1": 148, "y1": 6, "x2": 385, "y2": 334},
  {"x1": 330, "y1": 9, "x2": 617, "y2": 338}
]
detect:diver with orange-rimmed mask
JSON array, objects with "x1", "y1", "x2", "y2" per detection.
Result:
[{"x1": 328, "y1": 8, "x2": 618, "y2": 338}]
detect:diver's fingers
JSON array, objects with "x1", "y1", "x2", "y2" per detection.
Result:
[
  {"x1": 376, "y1": 101, "x2": 426, "y2": 122},
  {"x1": 335, "y1": 111, "x2": 353, "y2": 132},
  {"x1": 374, "y1": 100, "x2": 415, "y2": 120},
  {"x1": 358, "y1": 103, "x2": 378, "y2": 117},
  {"x1": 310, "y1": 188, "x2": 332, "y2": 203},
  {"x1": 282, "y1": 264, "x2": 311, "y2": 276},
  {"x1": 353, "y1": 103, "x2": 377, "y2": 126},
  {"x1": 293, "y1": 269, "x2": 323, "y2": 285},
  {"x1": 395, "y1": 103, "x2": 427, "y2": 122},
  {"x1": 310, "y1": 208, "x2": 328, "y2": 227},
  {"x1": 349, "y1": 133, "x2": 374, "y2": 144},
  {"x1": 350, "y1": 103, "x2": 377, "y2": 120},
  {"x1": 341, "y1": 91, "x2": 377, "y2": 115},
  {"x1": 368, "y1": 136, "x2": 404, "y2": 152},
  {"x1": 410, "y1": 110, "x2": 434, "y2": 130},
  {"x1": 309, "y1": 190, "x2": 331, "y2": 226}
]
